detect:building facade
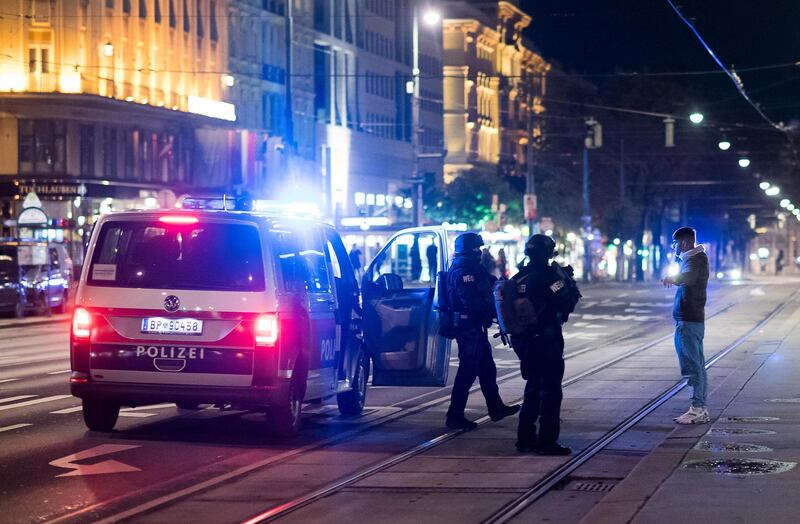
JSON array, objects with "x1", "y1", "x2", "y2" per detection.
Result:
[
  {"x1": 0, "y1": 0, "x2": 237, "y2": 262},
  {"x1": 442, "y1": 0, "x2": 549, "y2": 184}
]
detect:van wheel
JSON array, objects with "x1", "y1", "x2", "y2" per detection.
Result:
[
  {"x1": 82, "y1": 400, "x2": 120, "y2": 432},
  {"x1": 268, "y1": 382, "x2": 303, "y2": 438},
  {"x1": 337, "y1": 349, "x2": 369, "y2": 416},
  {"x1": 176, "y1": 402, "x2": 200, "y2": 410}
]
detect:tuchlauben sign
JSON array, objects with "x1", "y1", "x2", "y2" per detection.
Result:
[{"x1": 14, "y1": 182, "x2": 82, "y2": 198}]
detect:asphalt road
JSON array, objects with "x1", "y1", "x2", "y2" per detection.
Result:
[{"x1": 0, "y1": 280, "x2": 760, "y2": 523}]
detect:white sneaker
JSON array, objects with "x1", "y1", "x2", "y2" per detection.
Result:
[{"x1": 674, "y1": 406, "x2": 710, "y2": 425}]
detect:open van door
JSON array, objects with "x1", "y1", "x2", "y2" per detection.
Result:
[{"x1": 361, "y1": 227, "x2": 451, "y2": 386}]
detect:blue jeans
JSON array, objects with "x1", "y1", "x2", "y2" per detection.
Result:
[{"x1": 674, "y1": 321, "x2": 707, "y2": 407}]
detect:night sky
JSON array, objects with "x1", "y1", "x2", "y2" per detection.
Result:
[{"x1": 522, "y1": 0, "x2": 800, "y2": 126}]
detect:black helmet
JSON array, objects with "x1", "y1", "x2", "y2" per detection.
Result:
[
  {"x1": 525, "y1": 234, "x2": 556, "y2": 260},
  {"x1": 454, "y1": 232, "x2": 484, "y2": 256}
]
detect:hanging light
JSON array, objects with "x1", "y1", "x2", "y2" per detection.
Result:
[
  {"x1": 738, "y1": 158, "x2": 751, "y2": 168},
  {"x1": 718, "y1": 139, "x2": 731, "y2": 151},
  {"x1": 103, "y1": 41, "x2": 114, "y2": 57},
  {"x1": 689, "y1": 112, "x2": 704, "y2": 124},
  {"x1": 759, "y1": 181, "x2": 771, "y2": 190}
]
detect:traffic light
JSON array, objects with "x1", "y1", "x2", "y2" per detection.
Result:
[{"x1": 585, "y1": 117, "x2": 602, "y2": 149}]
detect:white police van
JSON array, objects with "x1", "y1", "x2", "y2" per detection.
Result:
[{"x1": 70, "y1": 201, "x2": 451, "y2": 436}]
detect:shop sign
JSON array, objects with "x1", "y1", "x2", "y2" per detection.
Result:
[
  {"x1": 16, "y1": 182, "x2": 82, "y2": 198},
  {"x1": 524, "y1": 194, "x2": 538, "y2": 221},
  {"x1": 18, "y1": 207, "x2": 49, "y2": 225}
]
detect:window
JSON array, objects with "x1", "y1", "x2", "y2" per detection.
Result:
[
  {"x1": 89, "y1": 221, "x2": 266, "y2": 291},
  {"x1": 28, "y1": 47, "x2": 49, "y2": 73},
  {"x1": 80, "y1": 125, "x2": 95, "y2": 176},
  {"x1": 369, "y1": 232, "x2": 438, "y2": 288},
  {"x1": 209, "y1": 1, "x2": 218, "y2": 41},
  {"x1": 139, "y1": 0, "x2": 147, "y2": 18},
  {"x1": 123, "y1": 0, "x2": 131, "y2": 15},
  {"x1": 18, "y1": 119, "x2": 65, "y2": 175},
  {"x1": 183, "y1": 0, "x2": 190, "y2": 32},
  {"x1": 103, "y1": 127, "x2": 118, "y2": 178},
  {"x1": 49, "y1": 248, "x2": 60, "y2": 269},
  {"x1": 154, "y1": 0, "x2": 162, "y2": 23},
  {"x1": 169, "y1": 0, "x2": 176, "y2": 27},
  {"x1": 270, "y1": 227, "x2": 330, "y2": 293},
  {"x1": 106, "y1": 0, "x2": 115, "y2": 8},
  {"x1": 196, "y1": 0, "x2": 204, "y2": 37}
]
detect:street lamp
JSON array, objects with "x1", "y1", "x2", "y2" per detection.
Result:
[
  {"x1": 103, "y1": 41, "x2": 114, "y2": 57},
  {"x1": 780, "y1": 198, "x2": 790, "y2": 208},
  {"x1": 765, "y1": 186, "x2": 780, "y2": 196},
  {"x1": 410, "y1": 6, "x2": 441, "y2": 226},
  {"x1": 689, "y1": 112, "x2": 704, "y2": 124},
  {"x1": 759, "y1": 181, "x2": 771, "y2": 190},
  {"x1": 738, "y1": 158, "x2": 751, "y2": 168},
  {"x1": 718, "y1": 139, "x2": 731, "y2": 151}
]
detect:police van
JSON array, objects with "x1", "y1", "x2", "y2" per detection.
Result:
[{"x1": 70, "y1": 201, "x2": 451, "y2": 436}]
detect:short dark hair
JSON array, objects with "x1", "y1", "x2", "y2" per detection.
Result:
[{"x1": 673, "y1": 226, "x2": 696, "y2": 242}]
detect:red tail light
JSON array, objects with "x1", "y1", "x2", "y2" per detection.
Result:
[
  {"x1": 158, "y1": 215, "x2": 199, "y2": 225},
  {"x1": 255, "y1": 314, "x2": 278, "y2": 346},
  {"x1": 72, "y1": 307, "x2": 91, "y2": 338}
]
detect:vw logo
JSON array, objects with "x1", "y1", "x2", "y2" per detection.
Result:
[{"x1": 163, "y1": 295, "x2": 181, "y2": 312}]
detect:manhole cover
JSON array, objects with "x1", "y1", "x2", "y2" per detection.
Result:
[
  {"x1": 695, "y1": 441, "x2": 773, "y2": 453},
  {"x1": 765, "y1": 398, "x2": 800, "y2": 403},
  {"x1": 682, "y1": 458, "x2": 796, "y2": 475},
  {"x1": 709, "y1": 428, "x2": 776, "y2": 436},
  {"x1": 570, "y1": 481, "x2": 615, "y2": 493},
  {"x1": 725, "y1": 416, "x2": 780, "y2": 422}
]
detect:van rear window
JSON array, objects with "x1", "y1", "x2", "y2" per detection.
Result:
[{"x1": 88, "y1": 221, "x2": 265, "y2": 291}]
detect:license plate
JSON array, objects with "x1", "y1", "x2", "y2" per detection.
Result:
[{"x1": 140, "y1": 317, "x2": 203, "y2": 336}]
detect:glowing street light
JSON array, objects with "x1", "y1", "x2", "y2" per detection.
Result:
[
  {"x1": 765, "y1": 186, "x2": 780, "y2": 196},
  {"x1": 689, "y1": 112, "x2": 704, "y2": 124},
  {"x1": 780, "y1": 199, "x2": 790, "y2": 208},
  {"x1": 738, "y1": 158, "x2": 751, "y2": 168},
  {"x1": 221, "y1": 74, "x2": 235, "y2": 87},
  {"x1": 718, "y1": 139, "x2": 731, "y2": 151},
  {"x1": 793, "y1": 208, "x2": 800, "y2": 216},
  {"x1": 103, "y1": 41, "x2": 114, "y2": 57},
  {"x1": 759, "y1": 181, "x2": 771, "y2": 190},
  {"x1": 422, "y1": 9, "x2": 441, "y2": 26},
  {"x1": 788, "y1": 204, "x2": 796, "y2": 211}
]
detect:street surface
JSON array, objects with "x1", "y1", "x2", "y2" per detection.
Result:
[{"x1": 0, "y1": 279, "x2": 793, "y2": 523}]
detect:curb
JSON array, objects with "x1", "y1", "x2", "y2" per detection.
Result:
[{"x1": 0, "y1": 316, "x2": 70, "y2": 330}]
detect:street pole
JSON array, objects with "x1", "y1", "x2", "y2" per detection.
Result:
[
  {"x1": 526, "y1": 90, "x2": 536, "y2": 235},
  {"x1": 583, "y1": 145, "x2": 592, "y2": 283},
  {"x1": 619, "y1": 138, "x2": 625, "y2": 199},
  {"x1": 411, "y1": 4, "x2": 423, "y2": 227}
]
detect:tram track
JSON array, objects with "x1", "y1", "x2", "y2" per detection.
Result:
[
  {"x1": 52, "y1": 296, "x2": 741, "y2": 524},
  {"x1": 234, "y1": 297, "x2": 759, "y2": 524}
]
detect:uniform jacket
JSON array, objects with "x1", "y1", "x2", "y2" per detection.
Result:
[
  {"x1": 447, "y1": 254, "x2": 497, "y2": 328},
  {"x1": 673, "y1": 245, "x2": 709, "y2": 323},
  {"x1": 514, "y1": 262, "x2": 564, "y2": 330}
]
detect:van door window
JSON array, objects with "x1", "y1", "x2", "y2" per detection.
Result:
[
  {"x1": 271, "y1": 227, "x2": 330, "y2": 293},
  {"x1": 369, "y1": 231, "x2": 438, "y2": 289},
  {"x1": 49, "y1": 248, "x2": 60, "y2": 270}
]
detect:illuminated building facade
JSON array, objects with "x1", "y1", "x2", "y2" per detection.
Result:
[
  {"x1": 442, "y1": 0, "x2": 549, "y2": 183},
  {"x1": 0, "y1": 0, "x2": 237, "y2": 262}
]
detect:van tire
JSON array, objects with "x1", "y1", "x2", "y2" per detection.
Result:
[
  {"x1": 83, "y1": 400, "x2": 120, "y2": 432},
  {"x1": 337, "y1": 349, "x2": 369, "y2": 417},
  {"x1": 267, "y1": 382, "x2": 303, "y2": 438}
]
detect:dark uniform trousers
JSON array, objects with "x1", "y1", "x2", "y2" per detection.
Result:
[
  {"x1": 516, "y1": 327, "x2": 565, "y2": 446},
  {"x1": 446, "y1": 327, "x2": 504, "y2": 419}
]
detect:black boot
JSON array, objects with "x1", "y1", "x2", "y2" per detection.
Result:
[
  {"x1": 446, "y1": 416, "x2": 478, "y2": 431},
  {"x1": 489, "y1": 404, "x2": 521, "y2": 422},
  {"x1": 536, "y1": 442, "x2": 571, "y2": 456}
]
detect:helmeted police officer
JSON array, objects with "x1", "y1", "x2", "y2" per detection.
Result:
[
  {"x1": 446, "y1": 232, "x2": 519, "y2": 430},
  {"x1": 513, "y1": 234, "x2": 573, "y2": 455}
]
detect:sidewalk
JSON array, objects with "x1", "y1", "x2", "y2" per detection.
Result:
[
  {"x1": 0, "y1": 312, "x2": 69, "y2": 330},
  {"x1": 582, "y1": 294, "x2": 800, "y2": 523}
]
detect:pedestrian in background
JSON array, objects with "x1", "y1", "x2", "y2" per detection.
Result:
[
  {"x1": 662, "y1": 226, "x2": 710, "y2": 424},
  {"x1": 497, "y1": 248, "x2": 508, "y2": 278},
  {"x1": 480, "y1": 247, "x2": 496, "y2": 276},
  {"x1": 511, "y1": 234, "x2": 577, "y2": 455},
  {"x1": 445, "y1": 233, "x2": 519, "y2": 430},
  {"x1": 426, "y1": 242, "x2": 438, "y2": 282},
  {"x1": 349, "y1": 244, "x2": 363, "y2": 279}
]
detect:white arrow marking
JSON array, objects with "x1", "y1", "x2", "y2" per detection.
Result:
[
  {"x1": 50, "y1": 444, "x2": 142, "y2": 477},
  {"x1": 0, "y1": 423, "x2": 32, "y2": 433},
  {"x1": 0, "y1": 378, "x2": 20, "y2": 383},
  {"x1": 0, "y1": 395, "x2": 36, "y2": 404}
]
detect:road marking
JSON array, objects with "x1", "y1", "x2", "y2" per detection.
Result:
[
  {"x1": 0, "y1": 395, "x2": 71, "y2": 412},
  {"x1": 751, "y1": 287, "x2": 766, "y2": 297},
  {"x1": 50, "y1": 444, "x2": 142, "y2": 477},
  {"x1": 118, "y1": 412, "x2": 156, "y2": 418},
  {"x1": 0, "y1": 423, "x2": 32, "y2": 433},
  {"x1": 0, "y1": 395, "x2": 36, "y2": 404},
  {"x1": 51, "y1": 406, "x2": 83, "y2": 414},
  {"x1": 121, "y1": 403, "x2": 175, "y2": 411},
  {"x1": 617, "y1": 293, "x2": 630, "y2": 298},
  {"x1": 48, "y1": 369, "x2": 71, "y2": 375},
  {"x1": 0, "y1": 378, "x2": 20, "y2": 383}
]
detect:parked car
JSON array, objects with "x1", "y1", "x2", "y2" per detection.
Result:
[{"x1": 0, "y1": 241, "x2": 71, "y2": 317}]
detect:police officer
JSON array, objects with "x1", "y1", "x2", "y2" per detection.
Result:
[
  {"x1": 446, "y1": 232, "x2": 519, "y2": 430},
  {"x1": 513, "y1": 234, "x2": 573, "y2": 455}
]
